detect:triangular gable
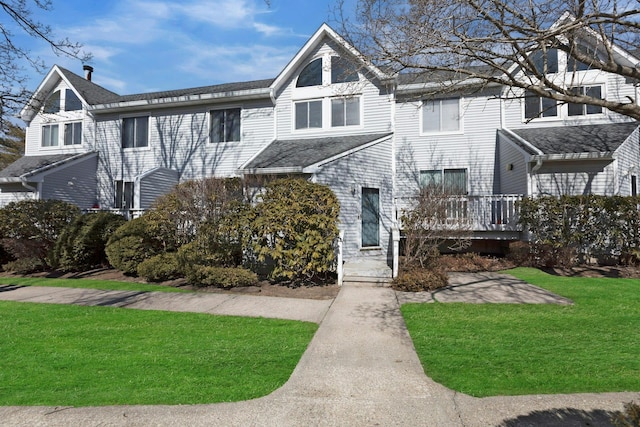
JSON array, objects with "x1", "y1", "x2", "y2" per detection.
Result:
[
  {"x1": 20, "y1": 65, "x2": 120, "y2": 122},
  {"x1": 270, "y1": 23, "x2": 393, "y2": 95}
]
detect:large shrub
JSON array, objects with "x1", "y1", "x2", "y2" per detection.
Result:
[
  {"x1": 250, "y1": 178, "x2": 340, "y2": 283},
  {"x1": 52, "y1": 212, "x2": 127, "y2": 271},
  {"x1": 105, "y1": 216, "x2": 160, "y2": 275},
  {"x1": 144, "y1": 177, "x2": 245, "y2": 251},
  {"x1": 0, "y1": 199, "x2": 80, "y2": 266},
  {"x1": 519, "y1": 195, "x2": 640, "y2": 266}
]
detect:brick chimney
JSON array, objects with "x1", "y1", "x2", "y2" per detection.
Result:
[{"x1": 83, "y1": 65, "x2": 94, "y2": 81}]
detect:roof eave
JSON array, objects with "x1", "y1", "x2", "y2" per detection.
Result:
[
  {"x1": 242, "y1": 166, "x2": 305, "y2": 175},
  {"x1": 532, "y1": 151, "x2": 615, "y2": 161},
  {"x1": 397, "y1": 78, "x2": 502, "y2": 95},
  {"x1": 89, "y1": 88, "x2": 272, "y2": 113}
]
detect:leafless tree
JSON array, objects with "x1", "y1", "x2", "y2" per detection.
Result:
[
  {"x1": 336, "y1": 0, "x2": 640, "y2": 119},
  {"x1": 0, "y1": 0, "x2": 89, "y2": 131}
]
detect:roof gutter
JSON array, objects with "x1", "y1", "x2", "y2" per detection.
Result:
[
  {"x1": 531, "y1": 151, "x2": 615, "y2": 162},
  {"x1": 242, "y1": 166, "x2": 305, "y2": 175},
  {"x1": 89, "y1": 88, "x2": 272, "y2": 113},
  {"x1": 396, "y1": 78, "x2": 502, "y2": 96}
]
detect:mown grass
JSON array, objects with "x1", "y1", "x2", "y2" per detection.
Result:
[
  {"x1": 0, "y1": 276, "x2": 189, "y2": 293},
  {"x1": 0, "y1": 301, "x2": 317, "y2": 406},
  {"x1": 401, "y1": 267, "x2": 640, "y2": 397}
]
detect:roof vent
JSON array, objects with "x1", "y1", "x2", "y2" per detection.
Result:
[{"x1": 83, "y1": 65, "x2": 94, "y2": 81}]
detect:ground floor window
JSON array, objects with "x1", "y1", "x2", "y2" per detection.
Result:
[
  {"x1": 115, "y1": 180, "x2": 134, "y2": 209},
  {"x1": 420, "y1": 168, "x2": 468, "y2": 195}
]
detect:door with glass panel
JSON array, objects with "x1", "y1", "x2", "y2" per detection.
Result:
[{"x1": 361, "y1": 187, "x2": 380, "y2": 247}]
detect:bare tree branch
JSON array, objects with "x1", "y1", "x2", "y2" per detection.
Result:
[{"x1": 336, "y1": 0, "x2": 640, "y2": 120}]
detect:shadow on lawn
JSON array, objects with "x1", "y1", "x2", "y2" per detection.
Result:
[{"x1": 499, "y1": 407, "x2": 619, "y2": 427}]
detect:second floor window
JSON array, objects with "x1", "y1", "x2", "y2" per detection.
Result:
[
  {"x1": 64, "y1": 122, "x2": 82, "y2": 146},
  {"x1": 568, "y1": 86, "x2": 603, "y2": 116},
  {"x1": 422, "y1": 98, "x2": 460, "y2": 133},
  {"x1": 64, "y1": 89, "x2": 82, "y2": 111},
  {"x1": 524, "y1": 91, "x2": 558, "y2": 119},
  {"x1": 122, "y1": 116, "x2": 149, "y2": 148},
  {"x1": 211, "y1": 108, "x2": 241, "y2": 143},
  {"x1": 42, "y1": 124, "x2": 59, "y2": 147},
  {"x1": 331, "y1": 97, "x2": 360, "y2": 127},
  {"x1": 295, "y1": 100, "x2": 322, "y2": 129}
]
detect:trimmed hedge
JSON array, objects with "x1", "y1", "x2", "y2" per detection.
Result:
[
  {"x1": 186, "y1": 266, "x2": 258, "y2": 289},
  {"x1": 392, "y1": 267, "x2": 449, "y2": 292},
  {"x1": 137, "y1": 253, "x2": 181, "y2": 282},
  {"x1": 105, "y1": 216, "x2": 161, "y2": 275}
]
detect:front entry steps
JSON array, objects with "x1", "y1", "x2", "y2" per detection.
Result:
[{"x1": 342, "y1": 259, "x2": 393, "y2": 286}]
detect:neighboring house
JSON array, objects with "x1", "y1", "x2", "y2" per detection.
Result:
[{"x1": 2, "y1": 23, "x2": 638, "y2": 277}]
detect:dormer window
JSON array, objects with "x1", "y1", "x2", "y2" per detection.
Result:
[{"x1": 296, "y1": 58, "x2": 323, "y2": 87}]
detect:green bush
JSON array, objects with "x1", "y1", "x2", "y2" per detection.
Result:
[
  {"x1": 137, "y1": 253, "x2": 182, "y2": 282},
  {"x1": 186, "y1": 265, "x2": 258, "y2": 289},
  {"x1": 105, "y1": 216, "x2": 160, "y2": 275},
  {"x1": 2, "y1": 257, "x2": 46, "y2": 274},
  {"x1": 0, "y1": 199, "x2": 80, "y2": 265},
  {"x1": 52, "y1": 212, "x2": 127, "y2": 272},
  {"x1": 519, "y1": 195, "x2": 640, "y2": 266},
  {"x1": 392, "y1": 267, "x2": 449, "y2": 292},
  {"x1": 250, "y1": 178, "x2": 339, "y2": 283}
]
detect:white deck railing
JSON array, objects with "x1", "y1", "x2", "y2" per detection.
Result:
[{"x1": 397, "y1": 194, "x2": 523, "y2": 232}]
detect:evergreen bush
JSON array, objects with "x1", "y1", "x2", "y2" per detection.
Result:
[
  {"x1": 137, "y1": 252, "x2": 181, "y2": 282},
  {"x1": 52, "y1": 212, "x2": 126, "y2": 271},
  {"x1": 105, "y1": 216, "x2": 160, "y2": 275},
  {"x1": 250, "y1": 178, "x2": 340, "y2": 283},
  {"x1": 186, "y1": 265, "x2": 258, "y2": 289}
]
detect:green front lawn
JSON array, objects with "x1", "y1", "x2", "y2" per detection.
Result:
[
  {"x1": 0, "y1": 301, "x2": 317, "y2": 406},
  {"x1": 0, "y1": 276, "x2": 189, "y2": 293},
  {"x1": 401, "y1": 267, "x2": 640, "y2": 397}
]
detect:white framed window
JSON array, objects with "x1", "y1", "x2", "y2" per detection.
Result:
[
  {"x1": 43, "y1": 91, "x2": 61, "y2": 114},
  {"x1": 331, "y1": 97, "x2": 360, "y2": 127},
  {"x1": 568, "y1": 86, "x2": 603, "y2": 116},
  {"x1": 295, "y1": 100, "x2": 323, "y2": 129},
  {"x1": 331, "y1": 56, "x2": 359, "y2": 84},
  {"x1": 524, "y1": 91, "x2": 558, "y2": 119},
  {"x1": 114, "y1": 180, "x2": 134, "y2": 209},
  {"x1": 64, "y1": 122, "x2": 82, "y2": 146},
  {"x1": 420, "y1": 169, "x2": 468, "y2": 195},
  {"x1": 122, "y1": 116, "x2": 149, "y2": 148},
  {"x1": 211, "y1": 108, "x2": 241, "y2": 143},
  {"x1": 421, "y1": 98, "x2": 461, "y2": 133},
  {"x1": 41, "y1": 124, "x2": 59, "y2": 147}
]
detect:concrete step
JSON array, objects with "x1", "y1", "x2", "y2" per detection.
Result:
[
  {"x1": 342, "y1": 259, "x2": 392, "y2": 279},
  {"x1": 342, "y1": 276, "x2": 393, "y2": 287}
]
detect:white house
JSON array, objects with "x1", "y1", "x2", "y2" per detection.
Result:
[{"x1": 1, "y1": 23, "x2": 638, "y2": 277}]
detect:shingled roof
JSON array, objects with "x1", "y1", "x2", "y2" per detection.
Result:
[
  {"x1": 57, "y1": 67, "x2": 121, "y2": 105},
  {"x1": 0, "y1": 152, "x2": 95, "y2": 181},
  {"x1": 509, "y1": 122, "x2": 639, "y2": 155},
  {"x1": 243, "y1": 133, "x2": 393, "y2": 171}
]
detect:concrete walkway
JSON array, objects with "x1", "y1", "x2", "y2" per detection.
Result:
[{"x1": 0, "y1": 274, "x2": 638, "y2": 426}]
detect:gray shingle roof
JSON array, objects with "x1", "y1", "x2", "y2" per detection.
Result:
[
  {"x1": 510, "y1": 122, "x2": 639, "y2": 155},
  {"x1": 244, "y1": 133, "x2": 393, "y2": 170},
  {"x1": 58, "y1": 66, "x2": 273, "y2": 106},
  {"x1": 118, "y1": 79, "x2": 274, "y2": 103},
  {"x1": 0, "y1": 153, "x2": 92, "y2": 179},
  {"x1": 57, "y1": 67, "x2": 121, "y2": 105}
]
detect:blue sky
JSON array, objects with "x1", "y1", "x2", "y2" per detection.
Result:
[{"x1": 19, "y1": 0, "x2": 352, "y2": 96}]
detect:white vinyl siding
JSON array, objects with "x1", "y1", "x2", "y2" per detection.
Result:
[
  {"x1": 533, "y1": 160, "x2": 615, "y2": 196},
  {"x1": 138, "y1": 168, "x2": 179, "y2": 209},
  {"x1": 39, "y1": 155, "x2": 98, "y2": 209}
]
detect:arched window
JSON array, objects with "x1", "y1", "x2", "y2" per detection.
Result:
[
  {"x1": 296, "y1": 58, "x2": 322, "y2": 87},
  {"x1": 331, "y1": 56, "x2": 358, "y2": 84}
]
